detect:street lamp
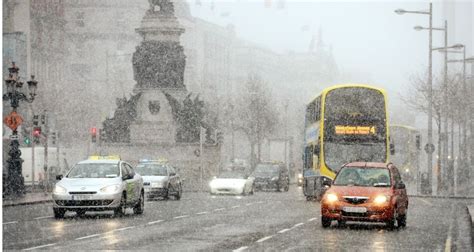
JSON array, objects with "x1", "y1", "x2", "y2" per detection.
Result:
[
  {"x1": 395, "y1": 3, "x2": 434, "y2": 195},
  {"x1": 2, "y1": 62, "x2": 38, "y2": 197}
]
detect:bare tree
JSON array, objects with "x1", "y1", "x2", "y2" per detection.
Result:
[{"x1": 230, "y1": 74, "x2": 279, "y2": 169}]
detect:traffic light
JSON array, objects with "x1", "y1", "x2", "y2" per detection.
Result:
[
  {"x1": 23, "y1": 136, "x2": 31, "y2": 146},
  {"x1": 91, "y1": 127, "x2": 97, "y2": 143},
  {"x1": 99, "y1": 128, "x2": 107, "y2": 143},
  {"x1": 51, "y1": 132, "x2": 57, "y2": 145},
  {"x1": 33, "y1": 115, "x2": 39, "y2": 126},
  {"x1": 33, "y1": 126, "x2": 41, "y2": 144}
]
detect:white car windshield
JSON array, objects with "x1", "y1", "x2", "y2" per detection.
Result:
[
  {"x1": 136, "y1": 164, "x2": 168, "y2": 176},
  {"x1": 67, "y1": 163, "x2": 119, "y2": 178}
]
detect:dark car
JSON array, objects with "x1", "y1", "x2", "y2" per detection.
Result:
[{"x1": 252, "y1": 162, "x2": 289, "y2": 192}]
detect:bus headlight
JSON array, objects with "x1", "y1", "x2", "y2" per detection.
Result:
[{"x1": 374, "y1": 195, "x2": 388, "y2": 204}]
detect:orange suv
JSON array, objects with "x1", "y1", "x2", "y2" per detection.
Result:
[{"x1": 321, "y1": 162, "x2": 408, "y2": 229}]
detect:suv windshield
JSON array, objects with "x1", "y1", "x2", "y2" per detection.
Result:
[
  {"x1": 333, "y1": 167, "x2": 391, "y2": 187},
  {"x1": 136, "y1": 164, "x2": 168, "y2": 176},
  {"x1": 253, "y1": 164, "x2": 279, "y2": 177},
  {"x1": 218, "y1": 171, "x2": 246, "y2": 179},
  {"x1": 67, "y1": 163, "x2": 120, "y2": 178}
]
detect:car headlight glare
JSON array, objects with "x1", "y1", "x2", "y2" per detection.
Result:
[
  {"x1": 54, "y1": 185, "x2": 67, "y2": 195},
  {"x1": 325, "y1": 193, "x2": 338, "y2": 202},
  {"x1": 374, "y1": 195, "x2": 388, "y2": 204},
  {"x1": 100, "y1": 184, "x2": 120, "y2": 194},
  {"x1": 271, "y1": 177, "x2": 279, "y2": 181}
]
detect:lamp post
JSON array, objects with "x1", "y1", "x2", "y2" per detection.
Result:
[
  {"x1": 395, "y1": 3, "x2": 434, "y2": 195},
  {"x1": 2, "y1": 62, "x2": 38, "y2": 197}
]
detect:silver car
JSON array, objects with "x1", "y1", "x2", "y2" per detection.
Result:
[
  {"x1": 136, "y1": 160, "x2": 183, "y2": 200},
  {"x1": 52, "y1": 158, "x2": 144, "y2": 218}
]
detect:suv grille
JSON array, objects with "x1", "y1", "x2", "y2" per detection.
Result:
[{"x1": 343, "y1": 196, "x2": 368, "y2": 205}]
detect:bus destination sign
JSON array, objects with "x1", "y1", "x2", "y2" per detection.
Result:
[{"x1": 335, "y1": 125, "x2": 376, "y2": 135}]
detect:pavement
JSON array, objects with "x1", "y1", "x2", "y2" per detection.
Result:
[
  {"x1": 2, "y1": 192, "x2": 52, "y2": 207},
  {"x1": 3, "y1": 187, "x2": 474, "y2": 251}
]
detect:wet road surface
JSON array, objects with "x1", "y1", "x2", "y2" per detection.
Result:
[{"x1": 3, "y1": 187, "x2": 473, "y2": 251}]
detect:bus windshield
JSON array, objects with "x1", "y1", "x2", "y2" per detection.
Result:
[{"x1": 323, "y1": 87, "x2": 387, "y2": 172}]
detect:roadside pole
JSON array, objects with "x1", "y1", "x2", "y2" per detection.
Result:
[
  {"x1": 43, "y1": 110, "x2": 48, "y2": 193},
  {"x1": 31, "y1": 129, "x2": 35, "y2": 189},
  {"x1": 200, "y1": 127, "x2": 204, "y2": 192}
]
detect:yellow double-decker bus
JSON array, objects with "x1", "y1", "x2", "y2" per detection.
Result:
[
  {"x1": 389, "y1": 125, "x2": 421, "y2": 185},
  {"x1": 302, "y1": 84, "x2": 392, "y2": 200}
]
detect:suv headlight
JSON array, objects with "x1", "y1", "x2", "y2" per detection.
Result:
[
  {"x1": 54, "y1": 185, "x2": 67, "y2": 195},
  {"x1": 374, "y1": 195, "x2": 389, "y2": 204},
  {"x1": 100, "y1": 184, "x2": 121, "y2": 194},
  {"x1": 325, "y1": 193, "x2": 338, "y2": 203}
]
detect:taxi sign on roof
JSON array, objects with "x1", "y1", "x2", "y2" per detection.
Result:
[{"x1": 88, "y1": 155, "x2": 121, "y2": 160}]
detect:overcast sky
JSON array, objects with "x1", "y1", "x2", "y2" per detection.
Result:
[{"x1": 187, "y1": 0, "x2": 472, "y2": 110}]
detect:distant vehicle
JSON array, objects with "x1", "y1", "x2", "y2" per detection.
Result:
[
  {"x1": 209, "y1": 170, "x2": 255, "y2": 195},
  {"x1": 321, "y1": 162, "x2": 408, "y2": 229},
  {"x1": 302, "y1": 84, "x2": 392, "y2": 201},
  {"x1": 52, "y1": 156, "x2": 144, "y2": 218},
  {"x1": 389, "y1": 125, "x2": 421, "y2": 183},
  {"x1": 136, "y1": 159, "x2": 182, "y2": 200},
  {"x1": 252, "y1": 162, "x2": 289, "y2": 192}
]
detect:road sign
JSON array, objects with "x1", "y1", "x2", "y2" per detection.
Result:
[
  {"x1": 424, "y1": 143, "x2": 435, "y2": 154},
  {"x1": 3, "y1": 111, "x2": 23, "y2": 131}
]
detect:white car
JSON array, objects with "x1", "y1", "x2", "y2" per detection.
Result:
[
  {"x1": 136, "y1": 160, "x2": 183, "y2": 200},
  {"x1": 52, "y1": 157, "x2": 144, "y2": 218},
  {"x1": 209, "y1": 171, "x2": 255, "y2": 195}
]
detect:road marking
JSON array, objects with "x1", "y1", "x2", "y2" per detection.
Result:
[
  {"x1": 214, "y1": 208, "x2": 225, "y2": 211},
  {"x1": 196, "y1": 211, "x2": 208, "y2": 215},
  {"x1": 246, "y1": 203, "x2": 253, "y2": 206},
  {"x1": 293, "y1": 222, "x2": 304, "y2": 228},
  {"x1": 75, "y1": 234, "x2": 101, "y2": 240},
  {"x1": 233, "y1": 246, "x2": 248, "y2": 252},
  {"x1": 3, "y1": 221, "x2": 18, "y2": 225},
  {"x1": 256, "y1": 236, "x2": 273, "y2": 243},
  {"x1": 115, "y1": 226, "x2": 135, "y2": 231},
  {"x1": 231, "y1": 205, "x2": 240, "y2": 208},
  {"x1": 418, "y1": 198, "x2": 433, "y2": 206},
  {"x1": 174, "y1": 215, "x2": 189, "y2": 219},
  {"x1": 308, "y1": 218, "x2": 317, "y2": 222},
  {"x1": 277, "y1": 228, "x2": 291, "y2": 234},
  {"x1": 256, "y1": 201, "x2": 264, "y2": 204},
  {"x1": 23, "y1": 243, "x2": 56, "y2": 251},
  {"x1": 147, "y1": 220, "x2": 164, "y2": 225},
  {"x1": 444, "y1": 206, "x2": 455, "y2": 252},
  {"x1": 34, "y1": 216, "x2": 53, "y2": 220}
]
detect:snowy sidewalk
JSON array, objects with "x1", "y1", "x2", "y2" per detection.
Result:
[{"x1": 3, "y1": 192, "x2": 52, "y2": 207}]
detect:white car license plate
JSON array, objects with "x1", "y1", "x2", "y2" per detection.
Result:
[
  {"x1": 343, "y1": 207, "x2": 367, "y2": 213},
  {"x1": 72, "y1": 195, "x2": 92, "y2": 200}
]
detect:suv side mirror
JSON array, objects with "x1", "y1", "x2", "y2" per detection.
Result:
[
  {"x1": 395, "y1": 181, "x2": 406, "y2": 189},
  {"x1": 322, "y1": 179, "x2": 331, "y2": 187},
  {"x1": 122, "y1": 174, "x2": 131, "y2": 180},
  {"x1": 56, "y1": 174, "x2": 63, "y2": 180},
  {"x1": 169, "y1": 172, "x2": 176, "y2": 176}
]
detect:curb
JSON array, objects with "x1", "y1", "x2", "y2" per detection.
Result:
[
  {"x1": 3, "y1": 199, "x2": 53, "y2": 207},
  {"x1": 408, "y1": 194, "x2": 474, "y2": 200}
]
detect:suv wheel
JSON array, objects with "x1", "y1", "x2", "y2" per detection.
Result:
[
  {"x1": 397, "y1": 213, "x2": 407, "y2": 228},
  {"x1": 133, "y1": 191, "x2": 144, "y2": 214},
  {"x1": 321, "y1": 217, "x2": 331, "y2": 228},
  {"x1": 114, "y1": 193, "x2": 127, "y2": 217},
  {"x1": 53, "y1": 208, "x2": 66, "y2": 219}
]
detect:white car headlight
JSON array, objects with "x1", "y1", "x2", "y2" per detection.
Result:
[
  {"x1": 209, "y1": 181, "x2": 216, "y2": 188},
  {"x1": 54, "y1": 185, "x2": 67, "y2": 195},
  {"x1": 374, "y1": 195, "x2": 389, "y2": 204},
  {"x1": 100, "y1": 184, "x2": 121, "y2": 194},
  {"x1": 271, "y1": 177, "x2": 279, "y2": 181}
]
